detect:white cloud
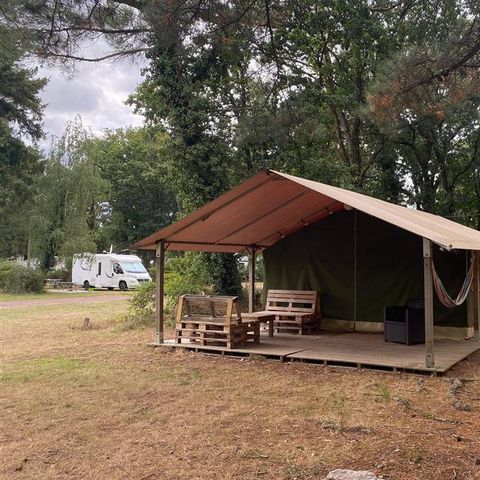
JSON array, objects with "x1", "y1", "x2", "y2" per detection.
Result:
[{"x1": 38, "y1": 49, "x2": 146, "y2": 151}]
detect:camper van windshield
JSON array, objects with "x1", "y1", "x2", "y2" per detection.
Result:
[{"x1": 121, "y1": 262, "x2": 147, "y2": 274}]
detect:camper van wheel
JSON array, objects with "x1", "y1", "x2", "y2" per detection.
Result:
[
  {"x1": 83, "y1": 281, "x2": 90, "y2": 290},
  {"x1": 119, "y1": 281, "x2": 128, "y2": 291}
]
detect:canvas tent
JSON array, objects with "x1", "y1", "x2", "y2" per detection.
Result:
[{"x1": 132, "y1": 169, "x2": 480, "y2": 368}]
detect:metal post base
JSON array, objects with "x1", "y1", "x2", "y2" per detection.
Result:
[{"x1": 425, "y1": 353, "x2": 435, "y2": 368}]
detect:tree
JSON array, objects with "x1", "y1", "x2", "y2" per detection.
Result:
[
  {"x1": 86, "y1": 127, "x2": 178, "y2": 248},
  {"x1": 32, "y1": 118, "x2": 107, "y2": 269},
  {"x1": 367, "y1": 2, "x2": 480, "y2": 220},
  {"x1": 6, "y1": 0, "x2": 479, "y2": 269},
  {"x1": 0, "y1": 24, "x2": 46, "y2": 258},
  {"x1": 130, "y1": 40, "x2": 245, "y2": 294}
]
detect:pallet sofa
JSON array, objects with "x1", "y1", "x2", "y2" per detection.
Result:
[
  {"x1": 175, "y1": 295, "x2": 260, "y2": 349},
  {"x1": 243, "y1": 289, "x2": 321, "y2": 335}
]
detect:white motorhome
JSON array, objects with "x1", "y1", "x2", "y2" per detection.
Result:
[{"x1": 72, "y1": 253, "x2": 151, "y2": 290}]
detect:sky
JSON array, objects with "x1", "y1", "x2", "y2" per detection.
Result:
[{"x1": 38, "y1": 50, "x2": 146, "y2": 151}]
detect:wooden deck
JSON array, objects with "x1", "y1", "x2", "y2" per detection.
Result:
[{"x1": 161, "y1": 332, "x2": 480, "y2": 374}]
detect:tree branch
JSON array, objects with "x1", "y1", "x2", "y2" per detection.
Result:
[
  {"x1": 43, "y1": 26, "x2": 151, "y2": 35},
  {"x1": 42, "y1": 47, "x2": 149, "y2": 62}
]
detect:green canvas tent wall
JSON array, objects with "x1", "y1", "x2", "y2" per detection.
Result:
[{"x1": 263, "y1": 209, "x2": 469, "y2": 333}]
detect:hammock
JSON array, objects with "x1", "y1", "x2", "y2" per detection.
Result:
[{"x1": 432, "y1": 256, "x2": 475, "y2": 308}]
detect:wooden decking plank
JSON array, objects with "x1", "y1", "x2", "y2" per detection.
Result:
[
  {"x1": 161, "y1": 332, "x2": 479, "y2": 373},
  {"x1": 286, "y1": 334, "x2": 480, "y2": 372}
]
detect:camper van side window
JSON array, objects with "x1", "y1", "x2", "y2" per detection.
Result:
[
  {"x1": 98, "y1": 262, "x2": 102, "y2": 276},
  {"x1": 113, "y1": 263, "x2": 123, "y2": 275}
]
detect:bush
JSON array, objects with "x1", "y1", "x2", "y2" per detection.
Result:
[
  {"x1": 0, "y1": 260, "x2": 45, "y2": 294},
  {"x1": 45, "y1": 268, "x2": 71, "y2": 282},
  {"x1": 120, "y1": 252, "x2": 212, "y2": 330},
  {"x1": 119, "y1": 281, "x2": 156, "y2": 330}
]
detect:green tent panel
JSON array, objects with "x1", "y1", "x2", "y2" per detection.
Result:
[{"x1": 263, "y1": 210, "x2": 468, "y2": 328}]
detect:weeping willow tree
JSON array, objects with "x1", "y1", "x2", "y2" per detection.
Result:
[{"x1": 32, "y1": 117, "x2": 108, "y2": 270}]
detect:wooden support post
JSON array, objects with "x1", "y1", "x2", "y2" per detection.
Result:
[
  {"x1": 248, "y1": 247, "x2": 256, "y2": 313},
  {"x1": 155, "y1": 241, "x2": 165, "y2": 345},
  {"x1": 468, "y1": 251, "x2": 474, "y2": 333},
  {"x1": 474, "y1": 251, "x2": 480, "y2": 342},
  {"x1": 423, "y1": 238, "x2": 435, "y2": 368}
]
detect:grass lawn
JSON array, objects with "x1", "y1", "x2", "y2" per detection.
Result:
[
  {"x1": 1, "y1": 295, "x2": 479, "y2": 479},
  {"x1": 0, "y1": 290, "x2": 131, "y2": 302}
]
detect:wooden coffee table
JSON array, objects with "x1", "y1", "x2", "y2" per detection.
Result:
[{"x1": 242, "y1": 313, "x2": 276, "y2": 337}]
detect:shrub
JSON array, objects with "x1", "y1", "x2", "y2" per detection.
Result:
[
  {"x1": 119, "y1": 281, "x2": 156, "y2": 330},
  {"x1": 120, "y1": 252, "x2": 212, "y2": 330},
  {"x1": 46, "y1": 268, "x2": 71, "y2": 282},
  {"x1": 0, "y1": 260, "x2": 45, "y2": 294}
]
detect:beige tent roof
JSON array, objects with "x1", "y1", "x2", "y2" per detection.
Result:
[{"x1": 131, "y1": 170, "x2": 480, "y2": 252}]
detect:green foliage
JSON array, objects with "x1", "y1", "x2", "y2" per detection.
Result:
[
  {"x1": 30, "y1": 117, "x2": 105, "y2": 270},
  {"x1": 86, "y1": 127, "x2": 178, "y2": 248},
  {"x1": 164, "y1": 253, "x2": 212, "y2": 310},
  {"x1": 0, "y1": 24, "x2": 46, "y2": 259},
  {"x1": 27, "y1": 121, "x2": 178, "y2": 270},
  {"x1": 45, "y1": 268, "x2": 71, "y2": 282},
  {"x1": 0, "y1": 25, "x2": 46, "y2": 140},
  {"x1": 121, "y1": 251, "x2": 213, "y2": 330},
  {"x1": 120, "y1": 281, "x2": 156, "y2": 330},
  {"x1": 3, "y1": 0, "x2": 480, "y2": 284},
  {"x1": 205, "y1": 254, "x2": 242, "y2": 296},
  {"x1": 0, "y1": 260, "x2": 45, "y2": 294}
]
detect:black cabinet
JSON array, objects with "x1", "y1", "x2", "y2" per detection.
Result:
[{"x1": 384, "y1": 303, "x2": 425, "y2": 345}]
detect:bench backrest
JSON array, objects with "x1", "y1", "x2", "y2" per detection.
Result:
[
  {"x1": 266, "y1": 290, "x2": 319, "y2": 314},
  {"x1": 176, "y1": 295, "x2": 242, "y2": 325}
]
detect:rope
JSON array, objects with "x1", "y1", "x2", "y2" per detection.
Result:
[{"x1": 432, "y1": 255, "x2": 475, "y2": 308}]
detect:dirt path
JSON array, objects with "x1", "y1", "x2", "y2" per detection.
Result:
[{"x1": 0, "y1": 294, "x2": 129, "y2": 308}]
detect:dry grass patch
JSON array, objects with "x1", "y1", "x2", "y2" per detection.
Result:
[{"x1": 1, "y1": 295, "x2": 479, "y2": 479}]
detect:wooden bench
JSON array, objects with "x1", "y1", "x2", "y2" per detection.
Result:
[
  {"x1": 243, "y1": 290, "x2": 321, "y2": 335},
  {"x1": 175, "y1": 295, "x2": 260, "y2": 349}
]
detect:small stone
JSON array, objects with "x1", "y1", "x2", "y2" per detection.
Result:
[
  {"x1": 325, "y1": 469, "x2": 379, "y2": 480},
  {"x1": 475, "y1": 458, "x2": 480, "y2": 466},
  {"x1": 416, "y1": 378, "x2": 427, "y2": 392},
  {"x1": 448, "y1": 378, "x2": 464, "y2": 398},
  {"x1": 452, "y1": 400, "x2": 472, "y2": 412}
]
